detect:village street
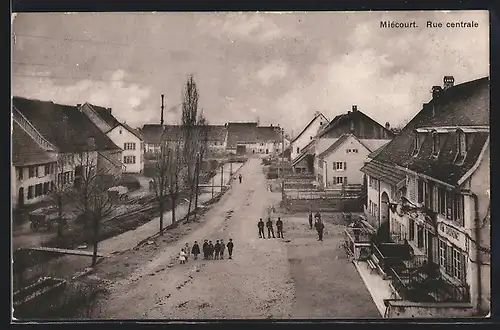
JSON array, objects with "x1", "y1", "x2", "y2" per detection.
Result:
[{"x1": 92, "y1": 158, "x2": 380, "y2": 319}]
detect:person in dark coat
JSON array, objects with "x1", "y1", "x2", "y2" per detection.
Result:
[
  {"x1": 214, "y1": 240, "x2": 221, "y2": 260},
  {"x1": 276, "y1": 217, "x2": 284, "y2": 238},
  {"x1": 258, "y1": 218, "x2": 265, "y2": 238},
  {"x1": 266, "y1": 217, "x2": 275, "y2": 239},
  {"x1": 238, "y1": 173, "x2": 242, "y2": 184},
  {"x1": 191, "y1": 241, "x2": 200, "y2": 260},
  {"x1": 315, "y1": 220, "x2": 325, "y2": 241},
  {"x1": 220, "y1": 239, "x2": 225, "y2": 259},
  {"x1": 202, "y1": 239, "x2": 209, "y2": 260},
  {"x1": 208, "y1": 241, "x2": 214, "y2": 260},
  {"x1": 308, "y1": 211, "x2": 313, "y2": 229},
  {"x1": 315, "y1": 212, "x2": 321, "y2": 222},
  {"x1": 227, "y1": 238, "x2": 234, "y2": 259}
]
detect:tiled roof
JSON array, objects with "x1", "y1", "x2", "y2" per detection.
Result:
[
  {"x1": 13, "y1": 97, "x2": 121, "y2": 152},
  {"x1": 257, "y1": 126, "x2": 281, "y2": 142},
  {"x1": 12, "y1": 120, "x2": 57, "y2": 166},
  {"x1": 360, "y1": 159, "x2": 406, "y2": 187},
  {"x1": 141, "y1": 124, "x2": 227, "y2": 144},
  {"x1": 372, "y1": 76, "x2": 489, "y2": 186},
  {"x1": 317, "y1": 134, "x2": 350, "y2": 159},
  {"x1": 367, "y1": 143, "x2": 389, "y2": 159},
  {"x1": 292, "y1": 139, "x2": 316, "y2": 166},
  {"x1": 290, "y1": 112, "x2": 328, "y2": 144},
  {"x1": 360, "y1": 139, "x2": 391, "y2": 153},
  {"x1": 87, "y1": 103, "x2": 120, "y2": 129},
  {"x1": 226, "y1": 122, "x2": 258, "y2": 148}
]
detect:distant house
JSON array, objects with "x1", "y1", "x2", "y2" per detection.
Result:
[
  {"x1": 225, "y1": 122, "x2": 259, "y2": 154},
  {"x1": 360, "y1": 76, "x2": 490, "y2": 314},
  {"x1": 290, "y1": 111, "x2": 329, "y2": 161},
  {"x1": 12, "y1": 97, "x2": 123, "y2": 208},
  {"x1": 256, "y1": 125, "x2": 283, "y2": 155},
  {"x1": 292, "y1": 106, "x2": 393, "y2": 174},
  {"x1": 314, "y1": 134, "x2": 390, "y2": 189},
  {"x1": 140, "y1": 124, "x2": 228, "y2": 155},
  {"x1": 80, "y1": 103, "x2": 144, "y2": 174}
]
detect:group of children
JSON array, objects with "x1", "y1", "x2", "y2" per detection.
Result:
[{"x1": 179, "y1": 239, "x2": 234, "y2": 264}]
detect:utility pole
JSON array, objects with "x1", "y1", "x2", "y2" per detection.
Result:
[
  {"x1": 160, "y1": 94, "x2": 164, "y2": 126},
  {"x1": 281, "y1": 127, "x2": 285, "y2": 199},
  {"x1": 220, "y1": 163, "x2": 224, "y2": 191},
  {"x1": 211, "y1": 175, "x2": 214, "y2": 198}
]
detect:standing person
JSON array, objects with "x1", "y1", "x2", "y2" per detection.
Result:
[
  {"x1": 308, "y1": 211, "x2": 313, "y2": 229},
  {"x1": 258, "y1": 218, "x2": 265, "y2": 238},
  {"x1": 191, "y1": 241, "x2": 200, "y2": 260},
  {"x1": 276, "y1": 217, "x2": 284, "y2": 239},
  {"x1": 214, "y1": 240, "x2": 221, "y2": 260},
  {"x1": 220, "y1": 239, "x2": 225, "y2": 260},
  {"x1": 315, "y1": 211, "x2": 322, "y2": 223},
  {"x1": 227, "y1": 238, "x2": 234, "y2": 259},
  {"x1": 266, "y1": 217, "x2": 275, "y2": 239},
  {"x1": 179, "y1": 248, "x2": 186, "y2": 264},
  {"x1": 315, "y1": 219, "x2": 325, "y2": 241},
  {"x1": 184, "y1": 242, "x2": 190, "y2": 262},
  {"x1": 238, "y1": 173, "x2": 242, "y2": 184},
  {"x1": 202, "y1": 239, "x2": 209, "y2": 260},
  {"x1": 208, "y1": 241, "x2": 214, "y2": 260}
]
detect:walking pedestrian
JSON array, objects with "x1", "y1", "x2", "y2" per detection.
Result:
[
  {"x1": 266, "y1": 217, "x2": 275, "y2": 239},
  {"x1": 276, "y1": 217, "x2": 284, "y2": 238},
  {"x1": 214, "y1": 240, "x2": 221, "y2": 260},
  {"x1": 202, "y1": 239, "x2": 209, "y2": 260},
  {"x1": 220, "y1": 239, "x2": 225, "y2": 259},
  {"x1": 227, "y1": 238, "x2": 234, "y2": 259},
  {"x1": 179, "y1": 248, "x2": 186, "y2": 264},
  {"x1": 258, "y1": 218, "x2": 265, "y2": 238},
  {"x1": 315, "y1": 219, "x2": 325, "y2": 241},
  {"x1": 184, "y1": 242, "x2": 190, "y2": 262},
  {"x1": 191, "y1": 241, "x2": 200, "y2": 260},
  {"x1": 315, "y1": 211, "x2": 322, "y2": 222},
  {"x1": 239, "y1": 173, "x2": 242, "y2": 184},
  {"x1": 208, "y1": 241, "x2": 214, "y2": 260},
  {"x1": 308, "y1": 211, "x2": 313, "y2": 229}
]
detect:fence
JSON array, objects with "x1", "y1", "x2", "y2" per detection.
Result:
[
  {"x1": 283, "y1": 196, "x2": 364, "y2": 212},
  {"x1": 284, "y1": 188, "x2": 361, "y2": 200}
]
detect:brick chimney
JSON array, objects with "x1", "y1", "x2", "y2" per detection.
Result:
[
  {"x1": 443, "y1": 76, "x2": 455, "y2": 90},
  {"x1": 352, "y1": 105, "x2": 358, "y2": 112},
  {"x1": 385, "y1": 122, "x2": 390, "y2": 130},
  {"x1": 107, "y1": 107, "x2": 112, "y2": 113},
  {"x1": 76, "y1": 103, "x2": 81, "y2": 107},
  {"x1": 432, "y1": 86, "x2": 443, "y2": 99}
]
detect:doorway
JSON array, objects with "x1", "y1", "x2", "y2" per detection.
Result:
[{"x1": 18, "y1": 187, "x2": 24, "y2": 207}]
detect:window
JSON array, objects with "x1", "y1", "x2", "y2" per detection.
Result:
[
  {"x1": 426, "y1": 181, "x2": 434, "y2": 209},
  {"x1": 453, "y1": 194, "x2": 465, "y2": 226},
  {"x1": 35, "y1": 183, "x2": 43, "y2": 197},
  {"x1": 417, "y1": 179, "x2": 425, "y2": 204},
  {"x1": 28, "y1": 166, "x2": 35, "y2": 178},
  {"x1": 446, "y1": 191, "x2": 453, "y2": 220},
  {"x1": 296, "y1": 147, "x2": 299, "y2": 154},
  {"x1": 310, "y1": 136, "x2": 313, "y2": 140},
  {"x1": 336, "y1": 177, "x2": 344, "y2": 185},
  {"x1": 334, "y1": 162, "x2": 346, "y2": 171},
  {"x1": 412, "y1": 133, "x2": 421, "y2": 156},
  {"x1": 124, "y1": 142, "x2": 136, "y2": 150},
  {"x1": 353, "y1": 148, "x2": 358, "y2": 153},
  {"x1": 346, "y1": 149, "x2": 351, "y2": 153},
  {"x1": 27, "y1": 186, "x2": 34, "y2": 199},
  {"x1": 417, "y1": 225, "x2": 424, "y2": 249},
  {"x1": 438, "y1": 187, "x2": 446, "y2": 215},
  {"x1": 369, "y1": 177, "x2": 379, "y2": 190},
  {"x1": 124, "y1": 156, "x2": 136, "y2": 164},
  {"x1": 455, "y1": 130, "x2": 467, "y2": 163},
  {"x1": 432, "y1": 132, "x2": 440, "y2": 156},
  {"x1": 43, "y1": 182, "x2": 50, "y2": 194},
  {"x1": 17, "y1": 168, "x2": 23, "y2": 181},
  {"x1": 439, "y1": 239, "x2": 447, "y2": 268},
  {"x1": 408, "y1": 219, "x2": 415, "y2": 241}
]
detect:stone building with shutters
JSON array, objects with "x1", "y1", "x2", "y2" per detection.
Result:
[{"x1": 360, "y1": 76, "x2": 490, "y2": 315}]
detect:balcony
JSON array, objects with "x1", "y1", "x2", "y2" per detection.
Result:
[{"x1": 344, "y1": 227, "x2": 373, "y2": 261}]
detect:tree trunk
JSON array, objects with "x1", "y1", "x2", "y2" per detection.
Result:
[
  {"x1": 171, "y1": 194, "x2": 177, "y2": 224},
  {"x1": 91, "y1": 216, "x2": 99, "y2": 267},
  {"x1": 159, "y1": 198, "x2": 164, "y2": 235},
  {"x1": 194, "y1": 156, "x2": 201, "y2": 211},
  {"x1": 57, "y1": 199, "x2": 63, "y2": 238}
]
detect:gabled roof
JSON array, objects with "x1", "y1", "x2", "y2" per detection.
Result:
[
  {"x1": 12, "y1": 120, "x2": 57, "y2": 166},
  {"x1": 13, "y1": 97, "x2": 121, "y2": 152},
  {"x1": 291, "y1": 139, "x2": 316, "y2": 166},
  {"x1": 86, "y1": 103, "x2": 120, "y2": 129},
  {"x1": 226, "y1": 122, "x2": 258, "y2": 148},
  {"x1": 372, "y1": 76, "x2": 489, "y2": 186},
  {"x1": 141, "y1": 124, "x2": 227, "y2": 144},
  {"x1": 361, "y1": 159, "x2": 406, "y2": 187},
  {"x1": 316, "y1": 109, "x2": 394, "y2": 139},
  {"x1": 317, "y1": 134, "x2": 351, "y2": 159},
  {"x1": 290, "y1": 112, "x2": 329, "y2": 144},
  {"x1": 367, "y1": 143, "x2": 389, "y2": 159},
  {"x1": 257, "y1": 126, "x2": 281, "y2": 142}
]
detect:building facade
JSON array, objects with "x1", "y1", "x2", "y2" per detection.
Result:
[{"x1": 290, "y1": 111, "x2": 328, "y2": 161}]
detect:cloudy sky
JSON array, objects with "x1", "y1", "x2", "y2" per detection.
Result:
[{"x1": 12, "y1": 11, "x2": 488, "y2": 135}]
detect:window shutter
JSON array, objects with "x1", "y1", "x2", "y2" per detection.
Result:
[
  {"x1": 344, "y1": 177, "x2": 347, "y2": 185},
  {"x1": 445, "y1": 245, "x2": 452, "y2": 275},
  {"x1": 459, "y1": 253, "x2": 467, "y2": 283},
  {"x1": 432, "y1": 235, "x2": 439, "y2": 264},
  {"x1": 432, "y1": 186, "x2": 439, "y2": 212},
  {"x1": 344, "y1": 162, "x2": 347, "y2": 170}
]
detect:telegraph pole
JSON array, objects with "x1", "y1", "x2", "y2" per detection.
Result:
[
  {"x1": 220, "y1": 164, "x2": 224, "y2": 191},
  {"x1": 281, "y1": 127, "x2": 285, "y2": 199},
  {"x1": 160, "y1": 94, "x2": 164, "y2": 126}
]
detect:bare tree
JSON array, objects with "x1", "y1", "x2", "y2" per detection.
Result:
[
  {"x1": 151, "y1": 126, "x2": 170, "y2": 234},
  {"x1": 71, "y1": 149, "x2": 114, "y2": 266},
  {"x1": 194, "y1": 112, "x2": 209, "y2": 211},
  {"x1": 167, "y1": 139, "x2": 184, "y2": 224},
  {"x1": 181, "y1": 75, "x2": 200, "y2": 222},
  {"x1": 48, "y1": 155, "x2": 72, "y2": 239}
]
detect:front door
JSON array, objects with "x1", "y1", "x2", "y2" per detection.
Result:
[{"x1": 18, "y1": 187, "x2": 24, "y2": 207}]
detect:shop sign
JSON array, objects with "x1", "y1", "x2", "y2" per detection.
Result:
[{"x1": 438, "y1": 222, "x2": 462, "y2": 244}]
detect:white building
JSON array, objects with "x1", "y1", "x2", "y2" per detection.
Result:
[{"x1": 290, "y1": 111, "x2": 329, "y2": 161}]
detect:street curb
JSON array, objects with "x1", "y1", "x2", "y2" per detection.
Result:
[{"x1": 352, "y1": 259, "x2": 385, "y2": 317}]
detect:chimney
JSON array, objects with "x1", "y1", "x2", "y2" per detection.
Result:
[
  {"x1": 385, "y1": 122, "x2": 390, "y2": 130},
  {"x1": 76, "y1": 103, "x2": 81, "y2": 107},
  {"x1": 443, "y1": 76, "x2": 455, "y2": 90},
  {"x1": 352, "y1": 105, "x2": 358, "y2": 112},
  {"x1": 270, "y1": 124, "x2": 273, "y2": 127},
  {"x1": 107, "y1": 107, "x2": 112, "y2": 113},
  {"x1": 432, "y1": 86, "x2": 443, "y2": 99}
]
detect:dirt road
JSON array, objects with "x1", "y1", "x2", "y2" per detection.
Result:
[{"x1": 93, "y1": 158, "x2": 379, "y2": 319}]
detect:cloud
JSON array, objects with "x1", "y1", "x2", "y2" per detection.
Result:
[
  {"x1": 256, "y1": 61, "x2": 289, "y2": 86},
  {"x1": 13, "y1": 69, "x2": 152, "y2": 126}
]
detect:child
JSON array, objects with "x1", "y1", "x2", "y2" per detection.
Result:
[{"x1": 179, "y1": 248, "x2": 186, "y2": 264}]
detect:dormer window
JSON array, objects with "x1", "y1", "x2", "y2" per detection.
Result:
[
  {"x1": 455, "y1": 129, "x2": 467, "y2": 164},
  {"x1": 411, "y1": 132, "x2": 422, "y2": 156},
  {"x1": 431, "y1": 131, "x2": 440, "y2": 157}
]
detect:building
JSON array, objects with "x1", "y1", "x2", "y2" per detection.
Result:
[
  {"x1": 292, "y1": 106, "x2": 393, "y2": 174},
  {"x1": 360, "y1": 76, "x2": 490, "y2": 314},
  {"x1": 225, "y1": 122, "x2": 259, "y2": 154},
  {"x1": 256, "y1": 125, "x2": 283, "y2": 155},
  {"x1": 12, "y1": 97, "x2": 123, "y2": 208},
  {"x1": 141, "y1": 124, "x2": 228, "y2": 156},
  {"x1": 314, "y1": 134, "x2": 390, "y2": 189},
  {"x1": 80, "y1": 103, "x2": 144, "y2": 173},
  {"x1": 289, "y1": 111, "x2": 329, "y2": 161}
]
